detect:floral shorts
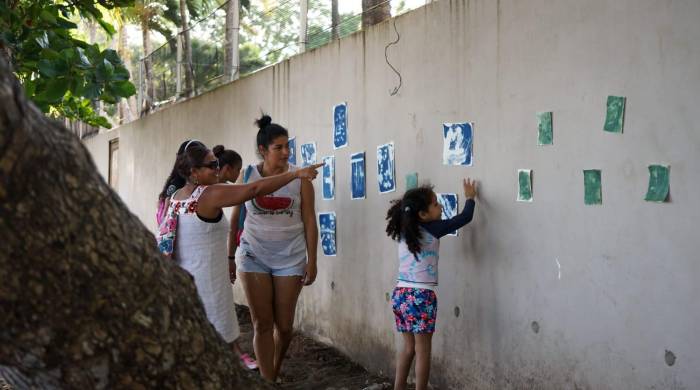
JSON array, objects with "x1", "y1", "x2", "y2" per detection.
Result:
[{"x1": 391, "y1": 287, "x2": 437, "y2": 334}]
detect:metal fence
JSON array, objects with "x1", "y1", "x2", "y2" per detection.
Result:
[
  {"x1": 137, "y1": 0, "x2": 425, "y2": 116},
  {"x1": 64, "y1": 118, "x2": 99, "y2": 140}
]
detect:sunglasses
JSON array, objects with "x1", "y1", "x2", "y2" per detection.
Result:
[{"x1": 198, "y1": 159, "x2": 219, "y2": 170}]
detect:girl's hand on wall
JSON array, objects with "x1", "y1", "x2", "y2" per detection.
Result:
[
  {"x1": 302, "y1": 262, "x2": 317, "y2": 286},
  {"x1": 463, "y1": 178, "x2": 478, "y2": 199}
]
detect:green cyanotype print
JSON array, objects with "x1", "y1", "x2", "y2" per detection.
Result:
[
  {"x1": 583, "y1": 169, "x2": 602, "y2": 205},
  {"x1": 537, "y1": 111, "x2": 553, "y2": 145},
  {"x1": 517, "y1": 169, "x2": 533, "y2": 202},
  {"x1": 405, "y1": 172, "x2": 418, "y2": 190},
  {"x1": 603, "y1": 95, "x2": 626, "y2": 133},
  {"x1": 645, "y1": 165, "x2": 670, "y2": 202}
]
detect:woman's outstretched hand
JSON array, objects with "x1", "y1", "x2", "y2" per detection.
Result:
[
  {"x1": 463, "y1": 178, "x2": 478, "y2": 199},
  {"x1": 295, "y1": 162, "x2": 325, "y2": 180}
]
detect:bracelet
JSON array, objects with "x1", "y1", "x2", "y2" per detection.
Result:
[{"x1": 227, "y1": 256, "x2": 236, "y2": 260}]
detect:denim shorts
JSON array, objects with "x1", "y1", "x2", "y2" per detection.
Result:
[{"x1": 236, "y1": 255, "x2": 306, "y2": 277}]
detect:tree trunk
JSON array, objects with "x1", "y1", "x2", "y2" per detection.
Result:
[
  {"x1": 117, "y1": 22, "x2": 134, "y2": 124},
  {"x1": 224, "y1": 0, "x2": 240, "y2": 82},
  {"x1": 141, "y1": 15, "x2": 154, "y2": 115},
  {"x1": 331, "y1": 0, "x2": 339, "y2": 40},
  {"x1": 179, "y1": 0, "x2": 195, "y2": 97},
  {"x1": 0, "y1": 56, "x2": 270, "y2": 389},
  {"x1": 87, "y1": 19, "x2": 97, "y2": 45},
  {"x1": 362, "y1": 0, "x2": 391, "y2": 29}
]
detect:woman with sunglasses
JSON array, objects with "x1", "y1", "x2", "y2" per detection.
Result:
[{"x1": 157, "y1": 140, "x2": 322, "y2": 364}]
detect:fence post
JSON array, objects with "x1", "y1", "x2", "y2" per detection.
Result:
[
  {"x1": 137, "y1": 59, "x2": 143, "y2": 114},
  {"x1": 225, "y1": 0, "x2": 240, "y2": 81},
  {"x1": 176, "y1": 29, "x2": 183, "y2": 98},
  {"x1": 299, "y1": 0, "x2": 308, "y2": 53}
]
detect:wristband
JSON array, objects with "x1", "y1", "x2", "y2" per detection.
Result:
[{"x1": 227, "y1": 256, "x2": 236, "y2": 260}]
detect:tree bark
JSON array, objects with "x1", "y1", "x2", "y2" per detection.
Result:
[
  {"x1": 362, "y1": 0, "x2": 391, "y2": 29},
  {"x1": 117, "y1": 22, "x2": 134, "y2": 124},
  {"x1": 179, "y1": 0, "x2": 195, "y2": 97},
  {"x1": 0, "y1": 56, "x2": 270, "y2": 389},
  {"x1": 331, "y1": 0, "x2": 339, "y2": 40}
]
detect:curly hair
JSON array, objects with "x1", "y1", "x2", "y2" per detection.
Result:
[{"x1": 385, "y1": 185, "x2": 435, "y2": 258}]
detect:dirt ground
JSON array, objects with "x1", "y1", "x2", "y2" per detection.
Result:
[{"x1": 235, "y1": 305, "x2": 412, "y2": 390}]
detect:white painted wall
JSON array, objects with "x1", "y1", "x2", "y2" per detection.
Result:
[
  {"x1": 84, "y1": 1, "x2": 700, "y2": 388},
  {"x1": 83, "y1": 130, "x2": 117, "y2": 183}
]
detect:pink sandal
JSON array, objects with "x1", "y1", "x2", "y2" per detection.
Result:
[{"x1": 239, "y1": 353, "x2": 258, "y2": 370}]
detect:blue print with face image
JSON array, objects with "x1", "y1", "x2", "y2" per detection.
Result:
[
  {"x1": 350, "y1": 152, "x2": 366, "y2": 199},
  {"x1": 333, "y1": 103, "x2": 348, "y2": 149},
  {"x1": 300, "y1": 142, "x2": 317, "y2": 167},
  {"x1": 377, "y1": 142, "x2": 396, "y2": 194},
  {"x1": 442, "y1": 122, "x2": 473, "y2": 166},
  {"x1": 322, "y1": 156, "x2": 335, "y2": 200},
  {"x1": 437, "y1": 193, "x2": 459, "y2": 236},
  {"x1": 288, "y1": 137, "x2": 296, "y2": 165},
  {"x1": 319, "y1": 212, "x2": 337, "y2": 256}
]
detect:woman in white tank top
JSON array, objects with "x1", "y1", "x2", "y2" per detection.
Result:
[
  {"x1": 157, "y1": 140, "x2": 321, "y2": 371},
  {"x1": 230, "y1": 115, "x2": 319, "y2": 382}
]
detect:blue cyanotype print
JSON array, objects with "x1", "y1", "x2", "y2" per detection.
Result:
[
  {"x1": 437, "y1": 193, "x2": 459, "y2": 236},
  {"x1": 300, "y1": 142, "x2": 317, "y2": 167},
  {"x1": 319, "y1": 212, "x2": 337, "y2": 256},
  {"x1": 350, "y1": 152, "x2": 366, "y2": 200},
  {"x1": 322, "y1": 156, "x2": 335, "y2": 200},
  {"x1": 442, "y1": 122, "x2": 473, "y2": 166},
  {"x1": 288, "y1": 137, "x2": 296, "y2": 165},
  {"x1": 377, "y1": 142, "x2": 396, "y2": 194},
  {"x1": 333, "y1": 102, "x2": 348, "y2": 149}
]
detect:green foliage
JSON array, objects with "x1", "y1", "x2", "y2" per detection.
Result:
[
  {"x1": 239, "y1": 42, "x2": 264, "y2": 76},
  {"x1": 240, "y1": 1, "x2": 299, "y2": 64},
  {"x1": 0, "y1": 0, "x2": 136, "y2": 128}
]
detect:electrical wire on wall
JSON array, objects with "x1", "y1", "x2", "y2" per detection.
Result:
[{"x1": 385, "y1": 17, "x2": 402, "y2": 96}]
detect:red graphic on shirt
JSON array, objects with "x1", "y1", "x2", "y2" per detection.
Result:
[{"x1": 252, "y1": 195, "x2": 293, "y2": 211}]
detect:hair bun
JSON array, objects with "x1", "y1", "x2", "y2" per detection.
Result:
[
  {"x1": 212, "y1": 145, "x2": 225, "y2": 156},
  {"x1": 256, "y1": 114, "x2": 272, "y2": 129}
]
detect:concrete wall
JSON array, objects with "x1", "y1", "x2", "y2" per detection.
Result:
[
  {"x1": 83, "y1": 130, "x2": 117, "y2": 182},
  {"x1": 84, "y1": 1, "x2": 700, "y2": 388}
]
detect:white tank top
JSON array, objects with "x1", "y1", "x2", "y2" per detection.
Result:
[
  {"x1": 235, "y1": 164, "x2": 307, "y2": 268},
  {"x1": 174, "y1": 186, "x2": 238, "y2": 342}
]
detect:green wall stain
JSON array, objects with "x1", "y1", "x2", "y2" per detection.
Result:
[{"x1": 405, "y1": 172, "x2": 418, "y2": 190}]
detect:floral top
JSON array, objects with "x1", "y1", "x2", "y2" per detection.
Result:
[{"x1": 156, "y1": 186, "x2": 207, "y2": 258}]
